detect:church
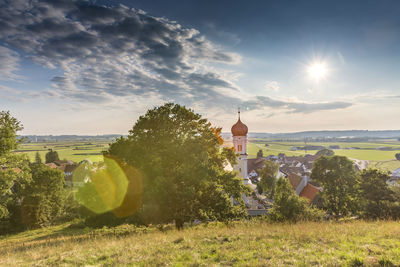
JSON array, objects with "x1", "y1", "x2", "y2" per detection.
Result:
[
  {"x1": 230, "y1": 110, "x2": 250, "y2": 185},
  {"x1": 230, "y1": 111, "x2": 321, "y2": 207},
  {"x1": 230, "y1": 111, "x2": 269, "y2": 214}
]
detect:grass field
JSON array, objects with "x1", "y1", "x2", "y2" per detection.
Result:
[
  {"x1": 13, "y1": 141, "x2": 109, "y2": 163},
  {"x1": 245, "y1": 140, "x2": 400, "y2": 171},
  {"x1": 1, "y1": 220, "x2": 400, "y2": 266},
  {"x1": 13, "y1": 139, "x2": 400, "y2": 171}
]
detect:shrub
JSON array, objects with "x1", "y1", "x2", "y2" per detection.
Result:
[{"x1": 269, "y1": 178, "x2": 324, "y2": 222}]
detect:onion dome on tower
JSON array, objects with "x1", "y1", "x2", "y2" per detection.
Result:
[{"x1": 231, "y1": 110, "x2": 248, "y2": 136}]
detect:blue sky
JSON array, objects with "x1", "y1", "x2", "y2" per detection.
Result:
[{"x1": 0, "y1": 0, "x2": 399, "y2": 134}]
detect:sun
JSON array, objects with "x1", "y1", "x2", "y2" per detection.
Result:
[{"x1": 307, "y1": 62, "x2": 328, "y2": 81}]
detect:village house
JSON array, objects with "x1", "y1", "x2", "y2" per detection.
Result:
[
  {"x1": 46, "y1": 160, "x2": 78, "y2": 186},
  {"x1": 388, "y1": 168, "x2": 400, "y2": 186},
  {"x1": 247, "y1": 153, "x2": 322, "y2": 203}
]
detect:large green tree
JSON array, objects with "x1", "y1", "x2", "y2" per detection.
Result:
[
  {"x1": 0, "y1": 154, "x2": 31, "y2": 222},
  {"x1": 45, "y1": 150, "x2": 59, "y2": 163},
  {"x1": 310, "y1": 156, "x2": 359, "y2": 217},
  {"x1": 21, "y1": 163, "x2": 65, "y2": 228},
  {"x1": 0, "y1": 111, "x2": 29, "y2": 228},
  {"x1": 0, "y1": 111, "x2": 23, "y2": 157},
  {"x1": 106, "y1": 103, "x2": 247, "y2": 229},
  {"x1": 257, "y1": 160, "x2": 278, "y2": 199},
  {"x1": 35, "y1": 152, "x2": 42, "y2": 164},
  {"x1": 359, "y1": 169, "x2": 399, "y2": 219}
]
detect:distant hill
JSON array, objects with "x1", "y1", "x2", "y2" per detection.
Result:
[
  {"x1": 21, "y1": 134, "x2": 123, "y2": 142},
  {"x1": 22, "y1": 130, "x2": 400, "y2": 143},
  {"x1": 221, "y1": 130, "x2": 400, "y2": 140}
]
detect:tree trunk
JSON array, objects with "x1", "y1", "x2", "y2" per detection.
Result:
[{"x1": 175, "y1": 218, "x2": 184, "y2": 230}]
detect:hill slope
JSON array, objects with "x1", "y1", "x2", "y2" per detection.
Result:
[{"x1": 1, "y1": 220, "x2": 400, "y2": 266}]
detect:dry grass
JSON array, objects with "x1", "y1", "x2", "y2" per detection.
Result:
[{"x1": 1, "y1": 220, "x2": 400, "y2": 266}]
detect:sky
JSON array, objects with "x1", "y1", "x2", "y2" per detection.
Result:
[{"x1": 0, "y1": 0, "x2": 399, "y2": 135}]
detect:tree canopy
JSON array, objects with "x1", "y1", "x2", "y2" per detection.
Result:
[
  {"x1": 310, "y1": 156, "x2": 359, "y2": 217},
  {"x1": 269, "y1": 178, "x2": 323, "y2": 222},
  {"x1": 358, "y1": 169, "x2": 400, "y2": 219},
  {"x1": 315, "y1": 149, "x2": 334, "y2": 157},
  {"x1": 21, "y1": 163, "x2": 65, "y2": 228},
  {"x1": 257, "y1": 160, "x2": 278, "y2": 199},
  {"x1": 0, "y1": 154, "x2": 31, "y2": 221},
  {"x1": 0, "y1": 111, "x2": 23, "y2": 157},
  {"x1": 106, "y1": 103, "x2": 247, "y2": 229},
  {"x1": 45, "y1": 150, "x2": 60, "y2": 163}
]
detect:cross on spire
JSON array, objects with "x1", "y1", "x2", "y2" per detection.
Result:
[{"x1": 238, "y1": 107, "x2": 241, "y2": 119}]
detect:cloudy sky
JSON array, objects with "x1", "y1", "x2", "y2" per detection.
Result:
[{"x1": 0, "y1": 0, "x2": 399, "y2": 135}]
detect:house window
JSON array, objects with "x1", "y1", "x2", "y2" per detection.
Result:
[{"x1": 238, "y1": 144, "x2": 242, "y2": 152}]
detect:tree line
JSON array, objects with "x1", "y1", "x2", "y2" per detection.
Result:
[{"x1": 256, "y1": 155, "x2": 400, "y2": 222}]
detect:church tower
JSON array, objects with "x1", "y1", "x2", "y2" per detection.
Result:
[{"x1": 231, "y1": 110, "x2": 249, "y2": 185}]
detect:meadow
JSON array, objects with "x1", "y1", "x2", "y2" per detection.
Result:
[
  {"x1": 13, "y1": 141, "x2": 109, "y2": 163},
  {"x1": 13, "y1": 139, "x2": 400, "y2": 171},
  {"x1": 1, "y1": 220, "x2": 400, "y2": 266},
  {"x1": 245, "y1": 140, "x2": 400, "y2": 171}
]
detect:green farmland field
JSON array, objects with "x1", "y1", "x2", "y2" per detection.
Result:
[
  {"x1": 13, "y1": 141, "x2": 109, "y2": 163},
  {"x1": 245, "y1": 140, "x2": 400, "y2": 171},
  {"x1": 13, "y1": 139, "x2": 400, "y2": 171}
]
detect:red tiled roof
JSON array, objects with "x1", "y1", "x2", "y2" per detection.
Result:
[
  {"x1": 299, "y1": 183, "x2": 321, "y2": 203},
  {"x1": 45, "y1": 163, "x2": 58, "y2": 169}
]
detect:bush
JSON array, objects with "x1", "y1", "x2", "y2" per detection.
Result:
[
  {"x1": 315, "y1": 149, "x2": 334, "y2": 157},
  {"x1": 269, "y1": 178, "x2": 324, "y2": 222}
]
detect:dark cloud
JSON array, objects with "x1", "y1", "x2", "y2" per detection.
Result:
[
  {"x1": 187, "y1": 73, "x2": 234, "y2": 89},
  {"x1": 0, "y1": 0, "x2": 240, "y2": 105},
  {"x1": 0, "y1": 0, "x2": 352, "y2": 115}
]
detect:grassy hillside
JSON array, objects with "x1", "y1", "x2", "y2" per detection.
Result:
[{"x1": 1, "y1": 220, "x2": 400, "y2": 266}]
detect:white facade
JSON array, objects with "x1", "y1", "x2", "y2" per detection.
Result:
[
  {"x1": 392, "y1": 168, "x2": 400, "y2": 178},
  {"x1": 232, "y1": 128, "x2": 249, "y2": 185}
]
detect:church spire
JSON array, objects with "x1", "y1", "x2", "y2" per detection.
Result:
[{"x1": 231, "y1": 107, "x2": 248, "y2": 136}]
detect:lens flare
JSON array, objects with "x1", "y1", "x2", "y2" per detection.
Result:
[
  {"x1": 74, "y1": 156, "x2": 129, "y2": 214},
  {"x1": 112, "y1": 164, "x2": 143, "y2": 217}
]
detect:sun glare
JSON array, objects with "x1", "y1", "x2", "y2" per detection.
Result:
[{"x1": 307, "y1": 62, "x2": 328, "y2": 81}]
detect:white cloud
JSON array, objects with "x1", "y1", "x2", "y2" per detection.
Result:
[
  {"x1": 0, "y1": 46, "x2": 20, "y2": 80},
  {"x1": 265, "y1": 81, "x2": 280, "y2": 91}
]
